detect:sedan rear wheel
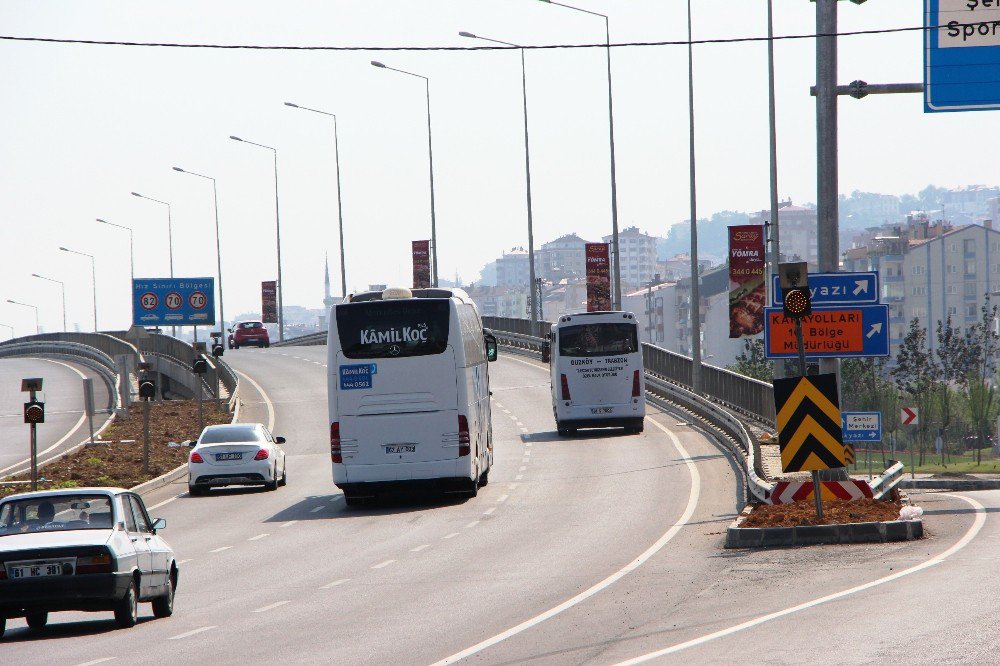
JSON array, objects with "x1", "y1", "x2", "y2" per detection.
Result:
[
  {"x1": 114, "y1": 579, "x2": 138, "y2": 628},
  {"x1": 265, "y1": 467, "x2": 279, "y2": 491},
  {"x1": 25, "y1": 612, "x2": 47, "y2": 630}
]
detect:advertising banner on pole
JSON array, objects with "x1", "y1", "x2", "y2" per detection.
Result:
[
  {"x1": 412, "y1": 240, "x2": 431, "y2": 289},
  {"x1": 261, "y1": 281, "x2": 277, "y2": 323},
  {"x1": 728, "y1": 225, "x2": 766, "y2": 338},
  {"x1": 585, "y1": 243, "x2": 611, "y2": 312}
]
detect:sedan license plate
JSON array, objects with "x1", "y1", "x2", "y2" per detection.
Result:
[
  {"x1": 590, "y1": 407, "x2": 614, "y2": 414},
  {"x1": 10, "y1": 562, "x2": 65, "y2": 578},
  {"x1": 385, "y1": 445, "x2": 416, "y2": 454},
  {"x1": 215, "y1": 452, "x2": 244, "y2": 461}
]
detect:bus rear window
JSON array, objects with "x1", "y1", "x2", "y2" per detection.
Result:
[
  {"x1": 558, "y1": 323, "x2": 638, "y2": 357},
  {"x1": 336, "y1": 300, "x2": 450, "y2": 359}
]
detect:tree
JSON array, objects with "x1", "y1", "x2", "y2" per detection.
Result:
[
  {"x1": 934, "y1": 316, "x2": 972, "y2": 465},
  {"x1": 891, "y1": 319, "x2": 935, "y2": 465},
  {"x1": 962, "y1": 299, "x2": 1000, "y2": 465},
  {"x1": 727, "y1": 339, "x2": 771, "y2": 383}
]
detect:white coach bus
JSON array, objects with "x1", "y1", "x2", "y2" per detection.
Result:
[
  {"x1": 327, "y1": 287, "x2": 498, "y2": 505},
  {"x1": 546, "y1": 311, "x2": 645, "y2": 435}
]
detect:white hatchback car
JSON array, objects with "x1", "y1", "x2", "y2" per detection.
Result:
[{"x1": 188, "y1": 423, "x2": 287, "y2": 495}]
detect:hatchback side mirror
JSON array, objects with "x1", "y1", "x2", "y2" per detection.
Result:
[{"x1": 275, "y1": 436, "x2": 286, "y2": 444}]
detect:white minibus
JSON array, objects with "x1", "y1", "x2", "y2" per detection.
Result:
[
  {"x1": 327, "y1": 287, "x2": 498, "y2": 505},
  {"x1": 546, "y1": 311, "x2": 645, "y2": 435}
]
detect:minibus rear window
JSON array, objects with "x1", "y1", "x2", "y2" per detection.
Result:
[
  {"x1": 337, "y1": 300, "x2": 450, "y2": 359},
  {"x1": 558, "y1": 323, "x2": 638, "y2": 357}
]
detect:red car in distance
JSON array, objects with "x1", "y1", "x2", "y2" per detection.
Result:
[{"x1": 228, "y1": 321, "x2": 270, "y2": 349}]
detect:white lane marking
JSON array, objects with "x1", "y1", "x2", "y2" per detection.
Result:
[
  {"x1": 235, "y1": 370, "x2": 275, "y2": 431},
  {"x1": 371, "y1": 559, "x2": 396, "y2": 569},
  {"x1": 313, "y1": 361, "x2": 324, "y2": 366},
  {"x1": 209, "y1": 546, "x2": 232, "y2": 553},
  {"x1": 310, "y1": 506, "x2": 324, "y2": 513},
  {"x1": 497, "y1": 494, "x2": 509, "y2": 503},
  {"x1": 253, "y1": 600, "x2": 291, "y2": 613},
  {"x1": 330, "y1": 496, "x2": 341, "y2": 502},
  {"x1": 519, "y1": 428, "x2": 529, "y2": 434},
  {"x1": 525, "y1": 442, "x2": 532, "y2": 448},
  {"x1": 515, "y1": 475, "x2": 523, "y2": 480},
  {"x1": 443, "y1": 532, "x2": 460, "y2": 540},
  {"x1": 483, "y1": 507, "x2": 496, "y2": 516},
  {"x1": 248, "y1": 533, "x2": 269, "y2": 541},
  {"x1": 431, "y1": 416, "x2": 700, "y2": 666},
  {"x1": 169, "y1": 626, "x2": 216, "y2": 640},
  {"x1": 148, "y1": 493, "x2": 184, "y2": 511},
  {"x1": 501, "y1": 408, "x2": 511, "y2": 414},
  {"x1": 508, "y1": 483, "x2": 518, "y2": 490},
  {"x1": 614, "y1": 493, "x2": 987, "y2": 664},
  {"x1": 519, "y1": 466, "x2": 527, "y2": 472},
  {"x1": 74, "y1": 658, "x2": 116, "y2": 666},
  {"x1": 521, "y1": 458, "x2": 529, "y2": 463},
  {"x1": 515, "y1": 421, "x2": 525, "y2": 427},
  {"x1": 321, "y1": 578, "x2": 349, "y2": 589},
  {"x1": 177, "y1": 559, "x2": 192, "y2": 565},
  {"x1": 280, "y1": 521, "x2": 297, "y2": 528},
  {"x1": 465, "y1": 521, "x2": 480, "y2": 529},
  {"x1": 411, "y1": 544, "x2": 431, "y2": 552},
  {"x1": 506, "y1": 356, "x2": 544, "y2": 370}
]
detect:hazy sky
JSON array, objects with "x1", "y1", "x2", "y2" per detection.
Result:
[{"x1": 1, "y1": 1, "x2": 996, "y2": 335}]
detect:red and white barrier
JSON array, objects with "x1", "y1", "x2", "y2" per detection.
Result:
[{"x1": 770, "y1": 479, "x2": 874, "y2": 505}]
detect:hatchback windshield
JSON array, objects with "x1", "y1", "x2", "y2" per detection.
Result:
[
  {"x1": 558, "y1": 323, "x2": 638, "y2": 357},
  {"x1": 337, "y1": 299, "x2": 450, "y2": 359},
  {"x1": 0, "y1": 495, "x2": 114, "y2": 535},
  {"x1": 199, "y1": 426, "x2": 263, "y2": 444}
]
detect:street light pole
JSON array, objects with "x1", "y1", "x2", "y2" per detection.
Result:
[
  {"x1": 173, "y1": 167, "x2": 226, "y2": 338},
  {"x1": 230, "y1": 136, "x2": 284, "y2": 341},
  {"x1": 371, "y1": 61, "x2": 439, "y2": 288},
  {"x1": 96, "y1": 218, "x2": 135, "y2": 281},
  {"x1": 59, "y1": 247, "x2": 98, "y2": 332},
  {"x1": 539, "y1": 0, "x2": 621, "y2": 309},
  {"x1": 459, "y1": 32, "x2": 538, "y2": 321},
  {"x1": 284, "y1": 102, "x2": 348, "y2": 300},
  {"x1": 30, "y1": 274, "x2": 66, "y2": 332},
  {"x1": 6, "y1": 300, "x2": 39, "y2": 334},
  {"x1": 0, "y1": 323, "x2": 13, "y2": 340},
  {"x1": 686, "y1": 0, "x2": 702, "y2": 394},
  {"x1": 131, "y1": 191, "x2": 174, "y2": 336}
]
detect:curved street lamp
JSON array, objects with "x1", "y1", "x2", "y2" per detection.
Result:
[
  {"x1": 30, "y1": 273, "x2": 66, "y2": 332},
  {"x1": 59, "y1": 246, "x2": 98, "y2": 332},
  {"x1": 173, "y1": 166, "x2": 226, "y2": 338},
  {"x1": 7, "y1": 299, "x2": 39, "y2": 335}
]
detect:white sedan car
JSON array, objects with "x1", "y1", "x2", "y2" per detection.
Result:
[{"x1": 188, "y1": 423, "x2": 288, "y2": 495}]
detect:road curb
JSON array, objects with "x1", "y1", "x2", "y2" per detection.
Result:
[
  {"x1": 725, "y1": 506, "x2": 923, "y2": 548},
  {"x1": 901, "y1": 479, "x2": 1000, "y2": 491}
]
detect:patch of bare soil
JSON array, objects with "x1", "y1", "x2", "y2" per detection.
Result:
[
  {"x1": 0, "y1": 400, "x2": 231, "y2": 498},
  {"x1": 740, "y1": 498, "x2": 904, "y2": 528}
]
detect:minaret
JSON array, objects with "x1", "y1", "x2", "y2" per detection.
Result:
[{"x1": 323, "y1": 253, "x2": 335, "y2": 308}]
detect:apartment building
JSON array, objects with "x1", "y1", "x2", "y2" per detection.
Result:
[
  {"x1": 751, "y1": 201, "x2": 818, "y2": 268},
  {"x1": 495, "y1": 247, "x2": 530, "y2": 288},
  {"x1": 602, "y1": 226, "x2": 658, "y2": 292},
  {"x1": 536, "y1": 233, "x2": 591, "y2": 282}
]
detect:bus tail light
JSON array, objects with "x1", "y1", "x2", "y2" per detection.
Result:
[
  {"x1": 560, "y1": 374, "x2": 571, "y2": 401},
  {"x1": 330, "y1": 422, "x2": 342, "y2": 463},
  {"x1": 458, "y1": 415, "x2": 471, "y2": 457},
  {"x1": 632, "y1": 370, "x2": 641, "y2": 398}
]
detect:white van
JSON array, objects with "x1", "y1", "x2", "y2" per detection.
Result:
[
  {"x1": 546, "y1": 311, "x2": 645, "y2": 435},
  {"x1": 327, "y1": 287, "x2": 498, "y2": 505}
]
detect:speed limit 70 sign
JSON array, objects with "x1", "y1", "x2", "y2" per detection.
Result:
[{"x1": 132, "y1": 278, "x2": 215, "y2": 327}]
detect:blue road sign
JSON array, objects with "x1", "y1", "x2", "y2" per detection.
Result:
[
  {"x1": 842, "y1": 411, "x2": 882, "y2": 443},
  {"x1": 133, "y1": 278, "x2": 215, "y2": 327},
  {"x1": 772, "y1": 271, "x2": 879, "y2": 306},
  {"x1": 764, "y1": 304, "x2": 890, "y2": 359},
  {"x1": 925, "y1": 0, "x2": 1000, "y2": 112}
]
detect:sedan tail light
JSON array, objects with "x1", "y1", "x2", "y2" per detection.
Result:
[
  {"x1": 331, "y1": 422, "x2": 342, "y2": 463},
  {"x1": 458, "y1": 415, "x2": 471, "y2": 457},
  {"x1": 190, "y1": 452, "x2": 204, "y2": 464},
  {"x1": 254, "y1": 449, "x2": 270, "y2": 461},
  {"x1": 77, "y1": 553, "x2": 113, "y2": 574}
]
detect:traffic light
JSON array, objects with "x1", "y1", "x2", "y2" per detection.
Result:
[
  {"x1": 193, "y1": 358, "x2": 208, "y2": 375},
  {"x1": 24, "y1": 401, "x2": 44, "y2": 424},
  {"x1": 211, "y1": 343, "x2": 224, "y2": 358},
  {"x1": 779, "y1": 261, "x2": 811, "y2": 320},
  {"x1": 138, "y1": 379, "x2": 156, "y2": 399}
]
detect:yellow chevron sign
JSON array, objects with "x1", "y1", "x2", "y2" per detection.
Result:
[{"x1": 773, "y1": 373, "x2": 848, "y2": 473}]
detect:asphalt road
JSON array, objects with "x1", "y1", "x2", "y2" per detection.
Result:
[
  {"x1": 1, "y1": 348, "x2": 996, "y2": 665},
  {"x1": 0, "y1": 357, "x2": 112, "y2": 475}
]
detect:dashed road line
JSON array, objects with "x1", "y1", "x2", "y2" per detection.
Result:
[
  {"x1": 465, "y1": 520, "x2": 480, "y2": 529},
  {"x1": 248, "y1": 533, "x2": 269, "y2": 541},
  {"x1": 515, "y1": 421, "x2": 525, "y2": 427},
  {"x1": 169, "y1": 626, "x2": 216, "y2": 640},
  {"x1": 148, "y1": 493, "x2": 185, "y2": 511},
  {"x1": 280, "y1": 520, "x2": 298, "y2": 528},
  {"x1": 508, "y1": 483, "x2": 518, "y2": 490},
  {"x1": 74, "y1": 658, "x2": 116, "y2": 666},
  {"x1": 177, "y1": 559, "x2": 192, "y2": 565},
  {"x1": 443, "y1": 532, "x2": 460, "y2": 540},
  {"x1": 253, "y1": 600, "x2": 291, "y2": 613},
  {"x1": 209, "y1": 546, "x2": 232, "y2": 553},
  {"x1": 371, "y1": 559, "x2": 396, "y2": 569},
  {"x1": 521, "y1": 457, "x2": 530, "y2": 463},
  {"x1": 497, "y1": 494, "x2": 509, "y2": 503},
  {"x1": 321, "y1": 579, "x2": 350, "y2": 589},
  {"x1": 411, "y1": 544, "x2": 431, "y2": 552},
  {"x1": 515, "y1": 475, "x2": 523, "y2": 481},
  {"x1": 519, "y1": 428, "x2": 529, "y2": 433},
  {"x1": 310, "y1": 505, "x2": 324, "y2": 513},
  {"x1": 519, "y1": 466, "x2": 526, "y2": 472},
  {"x1": 483, "y1": 507, "x2": 496, "y2": 516}
]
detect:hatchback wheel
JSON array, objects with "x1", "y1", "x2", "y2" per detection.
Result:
[
  {"x1": 25, "y1": 612, "x2": 48, "y2": 630},
  {"x1": 114, "y1": 579, "x2": 138, "y2": 628}
]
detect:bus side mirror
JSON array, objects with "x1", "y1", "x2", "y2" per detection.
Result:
[
  {"x1": 541, "y1": 344, "x2": 550, "y2": 364},
  {"x1": 484, "y1": 333, "x2": 498, "y2": 362}
]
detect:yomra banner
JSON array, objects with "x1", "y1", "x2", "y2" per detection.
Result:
[{"x1": 728, "y1": 225, "x2": 766, "y2": 338}]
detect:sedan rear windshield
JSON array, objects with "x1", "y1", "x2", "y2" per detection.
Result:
[
  {"x1": 0, "y1": 495, "x2": 114, "y2": 535},
  {"x1": 199, "y1": 426, "x2": 263, "y2": 444},
  {"x1": 337, "y1": 300, "x2": 450, "y2": 359},
  {"x1": 558, "y1": 323, "x2": 638, "y2": 357}
]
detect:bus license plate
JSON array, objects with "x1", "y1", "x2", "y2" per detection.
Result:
[
  {"x1": 385, "y1": 445, "x2": 416, "y2": 454},
  {"x1": 10, "y1": 562, "x2": 64, "y2": 578},
  {"x1": 590, "y1": 407, "x2": 614, "y2": 414}
]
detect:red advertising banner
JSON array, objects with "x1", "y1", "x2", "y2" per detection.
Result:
[
  {"x1": 412, "y1": 240, "x2": 431, "y2": 289},
  {"x1": 585, "y1": 243, "x2": 612, "y2": 312},
  {"x1": 728, "y1": 225, "x2": 766, "y2": 338},
  {"x1": 261, "y1": 281, "x2": 277, "y2": 324}
]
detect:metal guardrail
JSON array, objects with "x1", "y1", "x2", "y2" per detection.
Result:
[
  {"x1": 273, "y1": 331, "x2": 327, "y2": 347},
  {"x1": 869, "y1": 461, "x2": 905, "y2": 500},
  {"x1": 3, "y1": 332, "x2": 140, "y2": 363},
  {"x1": 0, "y1": 341, "x2": 123, "y2": 413}
]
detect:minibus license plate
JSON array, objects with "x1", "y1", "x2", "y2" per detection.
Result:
[
  {"x1": 590, "y1": 407, "x2": 614, "y2": 414},
  {"x1": 385, "y1": 445, "x2": 416, "y2": 454}
]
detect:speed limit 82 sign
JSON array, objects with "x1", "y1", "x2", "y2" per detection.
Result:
[{"x1": 132, "y1": 278, "x2": 215, "y2": 327}]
